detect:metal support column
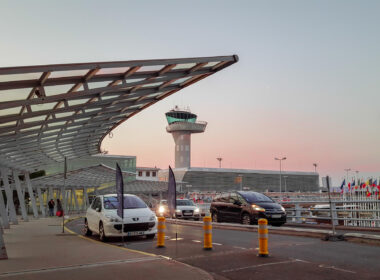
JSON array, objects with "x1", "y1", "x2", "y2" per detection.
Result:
[
  {"x1": 25, "y1": 172, "x2": 38, "y2": 218},
  {"x1": 0, "y1": 186, "x2": 10, "y2": 229},
  {"x1": 36, "y1": 186, "x2": 46, "y2": 217},
  {"x1": 1, "y1": 169, "x2": 17, "y2": 225},
  {"x1": 13, "y1": 170, "x2": 28, "y2": 222},
  {"x1": 72, "y1": 188, "x2": 79, "y2": 211},
  {"x1": 83, "y1": 187, "x2": 89, "y2": 210}
]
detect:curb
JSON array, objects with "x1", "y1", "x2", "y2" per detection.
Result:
[{"x1": 165, "y1": 219, "x2": 380, "y2": 244}]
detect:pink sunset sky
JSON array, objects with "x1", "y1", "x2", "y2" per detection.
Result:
[{"x1": 1, "y1": 1, "x2": 379, "y2": 185}]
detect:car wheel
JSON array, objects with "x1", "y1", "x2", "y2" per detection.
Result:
[
  {"x1": 146, "y1": 234, "x2": 155, "y2": 239},
  {"x1": 241, "y1": 213, "x2": 251, "y2": 225},
  {"x1": 84, "y1": 219, "x2": 92, "y2": 236},
  {"x1": 212, "y1": 212, "x2": 219, "y2": 223},
  {"x1": 271, "y1": 222, "x2": 285, "y2": 227},
  {"x1": 99, "y1": 222, "x2": 107, "y2": 242}
]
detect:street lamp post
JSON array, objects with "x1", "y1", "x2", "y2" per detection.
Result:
[
  {"x1": 283, "y1": 176, "x2": 288, "y2": 193},
  {"x1": 275, "y1": 157, "x2": 287, "y2": 195},
  {"x1": 216, "y1": 157, "x2": 223, "y2": 168},
  {"x1": 344, "y1": 168, "x2": 351, "y2": 184},
  {"x1": 313, "y1": 163, "x2": 318, "y2": 173}
]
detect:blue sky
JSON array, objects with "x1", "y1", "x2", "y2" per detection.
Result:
[{"x1": 1, "y1": 0, "x2": 379, "y2": 185}]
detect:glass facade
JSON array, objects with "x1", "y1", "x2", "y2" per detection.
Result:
[{"x1": 166, "y1": 111, "x2": 197, "y2": 124}]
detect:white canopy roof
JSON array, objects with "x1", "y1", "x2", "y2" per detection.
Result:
[{"x1": 0, "y1": 55, "x2": 238, "y2": 172}]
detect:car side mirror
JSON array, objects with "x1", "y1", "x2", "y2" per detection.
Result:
[{"x1": 234, "y1": 200, "x2": 242, "y2": 206}]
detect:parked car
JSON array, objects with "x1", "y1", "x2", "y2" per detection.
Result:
[
  {"x1": 210, "y1": 191, "x2": 286, "y2": 226},
  {"x1": 84, "y1": 194, "x2": 157, "y2": 242},
  {"x1": 156, "y1": 199, "x2": 201, "y2": 220}
]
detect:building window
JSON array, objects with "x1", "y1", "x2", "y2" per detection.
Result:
[
  {"x1": 138, "y1": 171, "x2": 142, "y2": 177},
  {"x1": 152, "y1": 171, "x2": 156, "y2": 177},
  {"x1": 146, "y1": 171, "x2": 150, "y2": 177}
]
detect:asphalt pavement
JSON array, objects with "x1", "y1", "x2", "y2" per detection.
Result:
[{"x1": 66, "y1": 218, "x2": 380, "y2": 280}]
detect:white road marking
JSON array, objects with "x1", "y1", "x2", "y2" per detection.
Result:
[
  {"x1": 318, "y1": 264, "x2": 356, "y2": 274},
  {"x1": 222, "y1": 259, "x2": 301, "y2": 273},
  {"x1": 170, "y1": 237, "x2": 184, "y2": 241},
  {"x1": 212, "y1": 242, "x2": 222, "y2": 246},
  {"x1": 233, "y1": 246, "x2": 247, "y2": 250},
  {"x1": 192, "y1": 240, "x2": 201, "y2": 243},
  {"x1": 0, "y1": 257, "x2": 161, "y2": 277}
]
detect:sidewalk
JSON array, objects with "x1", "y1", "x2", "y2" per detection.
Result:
[{"x1": 0, "y1": 217, "x2": 212, "y2": 280}]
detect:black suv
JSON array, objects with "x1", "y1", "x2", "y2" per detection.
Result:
[{"x1": 210, "y1": 191, "x2": 286, "y2": 226}]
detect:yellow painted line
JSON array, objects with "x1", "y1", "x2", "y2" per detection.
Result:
[{"x1": 63, "y1": 217, "x2": 158, "y2": 258}]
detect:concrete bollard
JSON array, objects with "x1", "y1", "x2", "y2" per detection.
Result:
[
  {"x1": 258, "y1": 218, "x2": 268, "y2": 257},
  {"x1": 203, "y1": 216, "x2": 212, "y2": 250},
  {"x1": 0, "y1": 227, "x2": 8, "y2": 260},
  {"x1": 157, "y1": 216, "x2": 166, "y2": 248}
]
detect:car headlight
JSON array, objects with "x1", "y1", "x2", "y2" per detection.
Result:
[
  {"x1": 175, "y1": 209, "x2": 181, "y2": 213},
  {"x1": 105, "y1": 215, "x2": 119, "y2": 222},
  {"x1": 280, "y1": 206, "x2": 286, "y2": 212},
  {"x1": 251, "y1": 204, "x2": 266, "y2": 212},
  {"x1": 158, "y1": 206, "x2": 165, "y2": 214},
  {"x1": 149, "y1": 215, "x2": 156, "y2": 221},
  {"x1": 194, "y1": 208, "x2": 200, "y2": 213}
]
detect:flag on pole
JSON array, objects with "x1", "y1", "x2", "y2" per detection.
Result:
[
  {"x1": 340, "y1": 179, "x2": 345, "y2": 194},
  {"x1": 116, "y1": 163, "x2": 124, "y2": 219},
  {"x1": 168, "y1": 166, "x2": 177, "y2": 217}
]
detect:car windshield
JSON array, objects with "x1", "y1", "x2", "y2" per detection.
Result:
[
  {"x1": 176, "y1": 200, "x2": 195, "y2": 206},
  {"x1": 103, "y1": 196, "x2": 147, "y2": 209},
  {"x1": 240, "y1": 192, "x2": 273, "y2": 203}
]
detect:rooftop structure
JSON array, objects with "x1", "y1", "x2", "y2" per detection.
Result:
[{"x1": 166, "y1": 107, "x2": 207, "y2": 168}]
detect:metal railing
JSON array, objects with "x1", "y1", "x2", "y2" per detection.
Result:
[{"x1": 279, "y1": 199, "x2": 380, "y2": 227}]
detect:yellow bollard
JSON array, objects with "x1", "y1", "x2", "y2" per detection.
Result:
[
  {"x1": 258, "y1": 218, "x2": 268, "y2": 257},
  {"x1": 203, "y1": 216, "x2": 212, "y2": 250},
  {"x1": 156, "y1": 216, "x2": 166, "y2": 248}
]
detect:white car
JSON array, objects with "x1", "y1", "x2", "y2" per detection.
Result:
[
  {"x1": 157, "y1": 199, "x2": 201, "y2": 220},
  {"x1": 84, "y1": 194, "x2": 157, "y2": 242}
]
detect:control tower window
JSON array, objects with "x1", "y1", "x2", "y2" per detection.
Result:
[
  {"x1": 152, "y1": 171, "x2": 156, "y2": 177},
  {"x1": 146, "y1": 171, "x2": 150, "y2": 177},
  {"x1": 138, "y1": 171, "x2": 142, "y2": 177}
]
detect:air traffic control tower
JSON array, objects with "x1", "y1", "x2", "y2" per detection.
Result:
[{"x1": 166, "y1": 107, "x2": 207, "y2": 168}]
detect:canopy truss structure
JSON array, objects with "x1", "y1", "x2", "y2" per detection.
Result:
[
  {"x1": 30, "y1": 164, "x2": 134, "y2": 189},
  {"x1": 0, "y1": 55, "x2": 238, "y2": 172}
]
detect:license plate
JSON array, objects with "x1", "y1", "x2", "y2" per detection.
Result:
[
  {"x1": 272, "y1": 214, "x2": 281, "y2": 218},
  {"x1": 127, "y1": 231, "x2": 144, "y2": 236},
  {"x1": 183, "y1": 212, "x2": 192, "y2": 216}
]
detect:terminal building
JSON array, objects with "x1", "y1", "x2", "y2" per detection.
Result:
[{"x1": 158, "y1": 167, "x2": 319, "y2": 193}]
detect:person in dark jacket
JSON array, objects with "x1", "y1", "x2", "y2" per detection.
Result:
[{"x1": 48, "y1": 199, "x2": 55, "y2": 216}]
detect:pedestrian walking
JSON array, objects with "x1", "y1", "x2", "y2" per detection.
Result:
[{"x1": 48, "y1": 199, "x2": 55, "y2": 216}]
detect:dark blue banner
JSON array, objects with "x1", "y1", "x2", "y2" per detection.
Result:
[
  {"x1": 168, "y1": 166, "x2": 177, "y2": 215},
  {"x1": 116, "y1": 163, "x2": 124, "y2": 219}
]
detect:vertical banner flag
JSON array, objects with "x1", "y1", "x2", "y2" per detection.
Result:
[
  {"x1": 168, "y1": 166, "x2": 177, "y2": 216},
  {"x1": 116, "y1": 163, "x2": 124, "y2": 219}
]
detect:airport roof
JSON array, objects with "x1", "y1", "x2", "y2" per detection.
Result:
[
  {"x1": 29, "y1": 164, "x2": 135, "y2": 188},
  {"x1": 0, "y1": 55, "x2": 238, "y2": 172}
]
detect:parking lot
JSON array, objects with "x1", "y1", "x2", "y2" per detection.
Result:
[{"x1": 66, "y1": 218, "x2": 380, "y2": 280}]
